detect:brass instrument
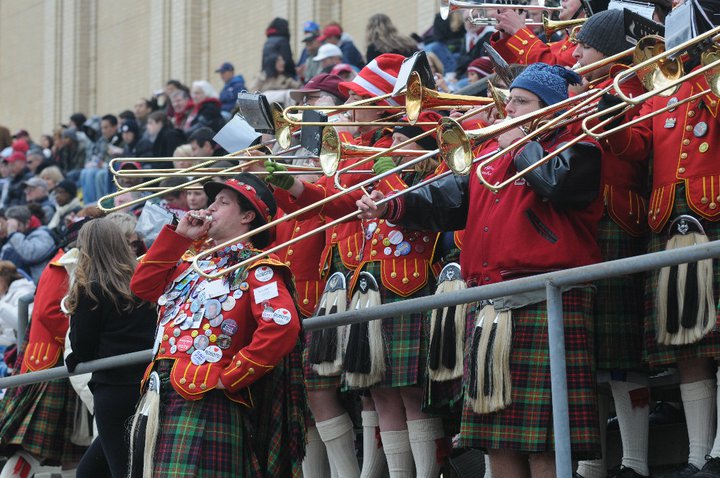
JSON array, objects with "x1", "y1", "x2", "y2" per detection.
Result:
[
  {"x1": 404, "y1": 72, "x2": 494, "y2": 123},
  {"x1": 542, "y1": 15, "x2": 586, "y2": 39},
  {"x1": 441, "y1": 0, "x2": 561, "y2": 26}
]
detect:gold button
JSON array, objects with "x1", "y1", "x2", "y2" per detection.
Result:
[
  {"x1": 686, "y1": 125, "x2": 693, "y2": 131},
  {"x1": 331, "y1": 233, "x2": 337, "y2": 240},
  {"x1": 391, "y1": 272, "x2": 397, "y2": 278},
  {"x1": 248, "y1": 368, "x2": 255, "y2": 375},
  {"x1": 200, "y1": 383, "x2": 207, "y2": 390},
  {"x1": 678, "y1": 167, "x2": 686, "y2": 173},
  {"x1": 356, "y1": 255, "x2": 361, "y2": 261},
  {"x1": 413, "y1": 272, "x2": 420, "y2": 278},
  {"x1": 189, "y1": 383, "x2": 196, "y2": 390},
  {"x1": 303, "y1": 298, "x2": 309, "y2": 304},
  {"x1": 35, "y1": 359, "x2": 39, "y2": 364},
  {"x1": 163, "y1": 334, "x2": 168, "y2": 341},
  {"x1": 702, "y1": 197, "x2": 709, "y2": 204},
  {"x1": 716, "y1": 195, "x2": 720, "y2": 202},
  {"x1": 295, "y1": 226, "x2": 301, "y2": 232},
  {"x1": 159, "y1": 347, "x2": 166, "y2": 354},
  {"x1": 30, "y1": 356, "x2": 34, "y2": 360},
  {"x1": 683, "y1": 139, "x2": 690, "y2": 145},
  {"x1": 688, "y1": 110, "x2": 696, "y2": 117},
  {"x1": 522, "y1": 40, "x2": 528, "y2": 45},
  {"x1": 371, "y1": 239, "x2": 378, "y2": 245},
  {"x1": 518, "y1": 49, "x2": 525, "y2": 55},
  {"x1": 287, "y1": 249, "x2": 293, "y2": 255},
  {"x1": 347, "y1": 252, "x2": 352, "y2": 258},
  {"x1": 402, "y1": 278, "x2": 409, "y2": 284},
  {"x1": 285, "y1": 261, "x2": 291, "y2": 267},
  {"x1": 236, "y1": 360, "x2": 242, "y2": 367},
  {"x1": 179, "y1": 378, "x2": 186, "y2": 384},
  {"x1": 711, "y1": 203, "x2": 718, "y2": 210},
  {"x1": 371, "y1": 250, "x2": 377, "y2": 256},
  {"x1": 712, "y1": 100, "x2": 717, "y2": 107},
  {"x1": 681, "y1": 153, "x2": 688, "y2": 159}
]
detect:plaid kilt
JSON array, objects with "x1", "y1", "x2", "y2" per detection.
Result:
[
  {"x1": 344, "y1": 260, "x2": 434, "y2": 389},
  {"x1": 303, "y1": 247, "x2": 350, "y2": 392},
  {"x1": 0, "y1": 327, "x2": 86, "y2": 465},
  {"x1": 151, "y1": 356, "x2": 306, "y2": 478},
  {"x1": 594, "y1": 215, "x2": 647, "y2": 370},
  {"x1": 644, "y1": 187, "x2": 720, "y2": 367},
  {"x1": 458, "y1": 287, "x2": 600, "y2": 459}
]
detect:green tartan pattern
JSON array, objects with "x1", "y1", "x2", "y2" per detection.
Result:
[
  {"x1": 343, "y1": 260, "x2": 434, "y2": 389},
  {"x1": 644, "y1": 187, "x2": 720, "y2": 367},
  {"x1": 458, "y1": 288, "x2": 600, "y2": 459},
  {"x1": 594, "y1": 214, "x2": 647, "y2": 370}
]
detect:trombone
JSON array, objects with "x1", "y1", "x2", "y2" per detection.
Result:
[
  {"x1": 441, "y1": 0, "x2": 561, "y2": 25},
  {"x1": 405, "y1": 71, "x2": 494, "y2": 122},
  {"x1": 543, "y1": 16, "x2": 585, "y2": 39}
]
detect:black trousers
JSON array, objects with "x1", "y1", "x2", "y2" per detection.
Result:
[{"x1": 76, "y1": 383, "x2": 141, "y2": 478}]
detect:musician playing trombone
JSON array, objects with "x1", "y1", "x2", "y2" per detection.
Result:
[
  {"x1": 358, "y1": 63, "x2": 604, "y2": 478},
  {"x1": 571, "y1": 9, "x2": 652, "y2": 478},
  {"x1": 489, "y1": 0, "x2": 588, "y2": 66},
  {"x1": 597, "y1": 0, "x2": 720, "y2": 474}
]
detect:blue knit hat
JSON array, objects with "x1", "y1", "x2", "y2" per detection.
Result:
[{"x1": 509, "y1": 63, "x2": 582, "y2": 106}]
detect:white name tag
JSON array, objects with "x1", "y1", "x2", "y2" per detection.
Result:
[
  {"x1": 254, "y1": 281, "x2": 279, "y2": 304},
  {"x1": 204, "y1": 279, "x2": 230, "y2": 299}
]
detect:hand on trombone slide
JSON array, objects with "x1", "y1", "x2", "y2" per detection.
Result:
[{"x1": 356, "y1": 190, "x2": 388, "y2": 221}]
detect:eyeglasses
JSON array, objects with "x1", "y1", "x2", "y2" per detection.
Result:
[
  {"x1": 302, "y1": 94, "x2": 324, "y2": 105},
  {"x1": 505, "y1": 96, "x2": 540, "y2": 107}
]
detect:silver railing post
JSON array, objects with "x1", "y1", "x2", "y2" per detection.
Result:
[
  {"x1": 16, "y1": 293, "x2": 34, "y2": 347},
  {"x1": 546, "y1": 282, "x2": 571, "y2": 477}
]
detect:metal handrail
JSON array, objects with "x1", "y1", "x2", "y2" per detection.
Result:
[{"x1": 3, "y1": 239, "x2": 720, "y2": 476}]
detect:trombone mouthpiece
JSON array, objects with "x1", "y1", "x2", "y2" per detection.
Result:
[{"x1": 189, "y1": 212, "x2": 213, "y2": 223}]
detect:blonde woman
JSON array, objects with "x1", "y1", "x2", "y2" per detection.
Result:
[
  {"x1": 365, "y1": 13, "x2": 418, "y2": 62},
  {"x1": 65, "y1": 218, "x2": 155, "y2": 478}
]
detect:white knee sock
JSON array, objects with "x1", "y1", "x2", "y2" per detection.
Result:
[
  {"x1": 407, "y1": 418, "x2": 444, "y2": 478},
  {"x1": 680, "y1": 379, "x2": 716, "y2": 469},
  {"x1": 610, "y1": 380, "x2": 650, "y2": 476},
  {"x1": 0, "y1": 451, "x2": 40, "y2": 478},
  {"x1": 707, "y1": 368, "x2": 720, "y2": 458},
  {"x1": 380, "y1": 430, "x2": 415, "y2": 478},
  {"x1": 484, "y1": 453, "x2": 492, "y2": 478},
  {"x1": 304, "y1": 425, "x2": 331, "y2": 478},
  {"x1": 316, "y1": 414, "x2": 361, "y2": 478},
  {"x1": 360, "y1": 410, "x2": 387, "y2": 478},
  {"x1": 576, "y1": 391, "x2": 610, "y2": 478}
]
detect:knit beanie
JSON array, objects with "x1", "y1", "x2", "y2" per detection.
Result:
[
  {"x1": 393, "y1": 111, "x2": 442, "y2": 151},
  {"x1": 575, "y1": 9, "x2": 632, "y2": 56},
  {"x1": 509, "y1": 63, "x2": 581, "y2": 106}
]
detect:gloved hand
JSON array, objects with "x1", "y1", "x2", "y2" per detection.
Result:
[
  {"x1": 264, "y1": 160, "x2": 294, "y2": 190},
  {"x1": 373, "y1": 157, "x2": 396, "y2": 175},
  {"x1": 596, "y1": 93, "x2": 625, "y2": 128}
]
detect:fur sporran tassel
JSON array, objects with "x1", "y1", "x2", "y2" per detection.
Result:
[
  {"x1": 428, "y1": 263, "x2": 466, "y2": 382},
  {"x1": 656, "y1": 215, "x2": 715, "y2": 345},
  {"x1": 343, "y1": 272, "x2": 385, "y2": 388},
  {"x1": 309, "y1": 272, "x2": 347, "y2": 376},
  {"x1": 468, "y1": 305, "x2": 512, "y2": 414},
  {"x1": 128, "y1": 371, "x2": 161, "y2": 478}
]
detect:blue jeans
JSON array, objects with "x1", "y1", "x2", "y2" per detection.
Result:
[
  {"x1": 79, "y1": 167, "x2": 101, "y2": 204},
  {"x1": 424, "y1": 41, "x2": 459, "y2": 75}
]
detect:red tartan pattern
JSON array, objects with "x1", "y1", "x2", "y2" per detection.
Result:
[{"x1": 458, "y1": 288, "x2": 600, "y2": 459}]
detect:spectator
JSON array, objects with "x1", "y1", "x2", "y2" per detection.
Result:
[
  {"x1": 39, "y1": 134, "x2": 54, "y2": 160},
  {"x1": 157, "y1": 177, "x2": 189, "y2": 219},
  {"x1": 365, "y1": 13, "x2": 418, "y2": 62},
  {"x1": 185, "y1": 186, "x2": 208, "y2": 210},
  {"x1": 289, "y1": 73, "x2": 349, "y2": 106},
  {"x1": 162, "y1": 79, "x2": 189, "y2": 118},
  {"x1": 214, "y1": 63, "x2": 246, "y2": 113},
  {"x1": 330, "y1": 63, "x2": 357, "y2": 81},
  {"x1": 82, "y1": 114, "x2": 122, "y2": 204},
  {"x1": 4, "y1": 152, "x2": 32, "y2": 208},
  {"x1": 422, "y1": 11, "x2": 466, "y2": 76},
  {"x1": 134, "y1": 97, "x2": 158, "y2": 130},
  {"x1": 1, "y1": 205, "x2": 57, "y2": 284},
  {"x1": 117, "y1": 110, "x2": 136, "y2": 129},
  {"x1": 318, "y1": 24, "x2": 364, "y2": 69},
  {"x1": 172, "y1": 144, "x2": 193, "y2": 170},
  {"x1": 186, "y1": 80, "x2": 225, "y2": 134},
  {"x1": 169, "y1": 89, "x2": 194, "y2": 131},
  {"x1": 48, "y1": 179, "x2": 82, "y2": 232},
  {"x1": 39, "y1": 165, "x2": 64, "y2": 191},
  {"x1": 297, "y1": 22, "x2": 322, "y2": 82},
  {"x1": 189, "y1": 127, "x2": 218, "y2": 157},
  {"x1": 25, "y1": 149, "x2": 48, "y2": 175},
  {"x1": 67, "y1": 112, "x2": 93, "y2": 153},
  {"x1": 466, "y1": 56, "x2": 493, "y2": 84},
  {"x1": 314, "y1": 44, "x2": 344, "y2": 74},
  {"x1": 56, "y1": 128, "x2": 87, "y2": 181},
  {"x1": 0, "y1": 260, "x2": 35, "y2": 369},
  {"x1": 262, "y1": 17, "x2": 297, "y2": 78},
  {"x1": 455, "y1": 10, "x2": 494, "y2": 81},
  {"x1": 23, "y1": 177, "x2": 55, "y2": 224},
  {"x1": 249, "y1": 52, "x2": 301, "y2": 93},
  {"x1": 146, "y1": 111, "x2": 185, "y2": 167},
  {"x1": 119, "y1": 119, "x2": 152, "y2": 158}
]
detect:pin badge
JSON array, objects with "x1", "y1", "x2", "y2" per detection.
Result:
[
  {"x1": 190, "y1": 349, "x2": 207, "y2": 366},
  {"x1": 254, "y1": 266, "x2": 274, "y2": 283},
  {"x1": 222, "y1": 296, "x2": 236, "y2": 311},
  {"x1": 664, "y1": 118, "x2": 676, "y2": 129},
  {"x1": 204, "y1": 345, "x2": 222, "y2": 363},
  {"x1": 694, "y1": 121, "x2": 708, "y2": 137},
  {"x1": 204, "y1": 299, "x2": 222, "y2": 319},
  {"x1": 177, "y1": 335, "x2": 193, "y2": 352},
  {"x1": 668, "y1": 97, "x2": 679, "y2": 111},
  {"x1": 700, "y1": 142, "x2": 709, "y2": 153}
]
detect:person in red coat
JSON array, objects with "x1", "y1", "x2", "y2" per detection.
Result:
[{"x1": 128, "y1": 173, "x2": 303, "y2": 478}]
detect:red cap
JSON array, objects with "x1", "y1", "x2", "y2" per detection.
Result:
[
  {"x1": 467, "y1": 57, "x2": 493, "y2": 78},
  {"x1": 289, "y1": 74, "x2": 348, "y2": 103},
  {"x1": 4, "y1": 152, "x2": 26, "y2": 163},
  {"x1": 318, "y1": 25, "x2": 342, "y2": 42},
  {"x1": 11, "y1": 139, "x2": 29, "y2": 154},
  {"x1": 338, "y1": 53, "x2": 406, "y2": 108}
]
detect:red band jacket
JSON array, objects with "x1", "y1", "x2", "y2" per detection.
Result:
[
  {"x1": 21, "y1": 250, "x2": 68, "y2": 373},
  {"x1": 602, "y1": 69, "x2": 720, "y2": 232},
  {"x1": 130, "y1": 226, "x2": 301, "y2": 406},
  {"x1": 489, "y1": 28, "x2": 576, "y2": 67}
]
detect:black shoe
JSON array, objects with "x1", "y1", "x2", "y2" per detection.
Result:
[
  {"x1": 648, "y1": 401, "x2": 685, "y2": 426},
  {"x1": 695, "y1": 456, "x2": 720, "y2": 477},
  {"x1": 668, "y1": 463, "x2": 700, "y2": 477},
  {"x1": 607, "y1": 465, "x2": 649, "y2": 477}
]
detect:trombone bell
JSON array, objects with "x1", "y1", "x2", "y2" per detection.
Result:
[
  {"x1": 542, "y1": 15, "x2": 586, "y2": 40},
  {"x1": 633, "y1": 36, "x2": 683, "y2": 97},
  {"x1": 405, "y1": 71, "x2": 493, "y2": 123},
  {"x1": 438, "y1": 117, "x2": 474, "y2": 176}
]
